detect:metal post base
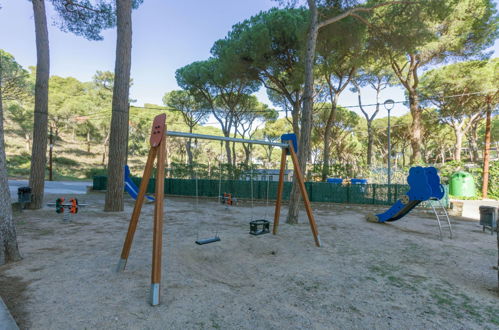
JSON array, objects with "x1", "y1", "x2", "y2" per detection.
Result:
[
  {"x1": 150, "y1": 283, "x2": 160, "y2": 306},
  {"x1": 115, "y1": 258, "x2": 127, "y2": 272},
  {"x1": 316, "y1": 235, "x2": 322, "y2": 247}
]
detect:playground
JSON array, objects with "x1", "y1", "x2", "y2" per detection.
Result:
[
  {"x1": 1, "y1": 1, "x2": 498, "y2": 329},
  {"x1": 1, "y1": 192, "x2": 498, "y2": 329}
]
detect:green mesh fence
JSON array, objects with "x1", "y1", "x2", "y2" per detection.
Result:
[{"x1": 94, "y1": 176, "x2": 449, "y2": 207}]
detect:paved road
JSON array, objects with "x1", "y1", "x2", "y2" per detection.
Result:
[
  {"x1": 8, "y1": 180, "x2": 92, "y2": 201},
  {"x1": 456, "y1": 199, "x2": 499, "y2": 220}
]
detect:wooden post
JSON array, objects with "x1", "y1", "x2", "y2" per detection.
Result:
[
  {"x1": 115, "y1": 114, "x2": 167, "y2": 306},
  {"x1": 151, "y1": 130, "x2": 167, "y2": 306},
  {"x1": 116, "y1": 114, "x2": 165, "y2": 272},
  {"x1": 288, "y1": 143, "x2": 321, "y2": 247},
  {"x1": 272, "y1": 148, "x2": 287, "y2": 235},
  {"x1": 116, "y1": 147, "x2": 158, "y2": 272}
]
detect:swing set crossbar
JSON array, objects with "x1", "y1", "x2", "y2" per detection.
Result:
[{"x1": 166, "y1": 131, "x2": 289, "y2": 148}]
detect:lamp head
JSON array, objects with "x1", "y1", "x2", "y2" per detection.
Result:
[{"x1": 384, "y1": 99, "x2": 395, "y2": 111}]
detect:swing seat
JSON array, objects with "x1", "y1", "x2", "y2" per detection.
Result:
[
  {"x1": 249, "y1": 219, "x2": 270, "y2": 236},
  {"x1": 195, "y1": 236, "x2": 221, "y2": 245}
]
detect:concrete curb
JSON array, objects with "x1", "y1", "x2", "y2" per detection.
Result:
[{"x1": 0, "y1": 297, "x2": 19, "y2": 330}]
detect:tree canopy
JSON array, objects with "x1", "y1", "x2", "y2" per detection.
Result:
[{"x1": 50, "y1": 0, "x2": 144, "y2": 40}]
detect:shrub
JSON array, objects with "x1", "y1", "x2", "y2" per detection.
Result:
[
  {"x1": 86, "y1": 167, "x2": 107, "y2": 178},
  {"x1": 54, "y1": 156, "x2": 79, "y2": 166}
]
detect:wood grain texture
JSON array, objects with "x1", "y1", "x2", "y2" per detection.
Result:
[
  {"x1": 151, "y1": 135, "x2": 167, "y2": 288},
  {"x1": 119, "y1": 147, "x2": 158, "y2": 262},
  {"x1": 272, "y1": 148, "x2": 287, "y2": 235},
  {"x1": 150, "y1": 114, "x2": 166, "y2": 147},
  {"x1": 289, "y1": 144, "x2": 321, "y2": 247}
]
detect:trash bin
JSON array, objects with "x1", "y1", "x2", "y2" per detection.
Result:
[
  {"x1": 93, "y1": 176, "x2": 108, "y2": 190},
  {"x1": 17, "y1": 186, "x2": 32, "y2": 209},
  {"x1": 479, "y1": 206, "x2": 498, "y2": 234},
  {"x1": 351, "y1": 179, "x2": 368, "y2": 193},
  {"x1": 326, "y1": 178, "x2": 343, "y2": 184},
  {"x1": 449, "y1": 172, "x2": 475, "y2": 197}
]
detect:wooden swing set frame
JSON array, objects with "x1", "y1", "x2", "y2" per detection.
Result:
[{"x1": 116, "y1": 114, "x2": 320, "y2": 306}]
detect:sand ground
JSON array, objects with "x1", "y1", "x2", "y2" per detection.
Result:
[{"x1": 1, "y1": 192, "x2": 498, "y2": 329}]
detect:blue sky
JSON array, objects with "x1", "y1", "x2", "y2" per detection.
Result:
[{"x1": 0, "y1": 0, "x2": 497, "y2": 120}]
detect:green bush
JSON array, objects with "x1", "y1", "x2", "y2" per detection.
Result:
[
  {"x1": 86, "y1": 167, "x2": 107, "y2": 178},
  {"x1": 6, "y1": 152, "x2": 31, "y2": 177},
  {"x1": 6, "y1": 152, "x2": 31, "y2": 167},
  {"x1": 54, "y1": 156, "x2": 79, "y2": 166},
  {"x1": 486, "y1": 161, "x2": 499, "y2": 199},
  {"x1": 437, "y1": 161, "x2": 464, "y2": 184}
]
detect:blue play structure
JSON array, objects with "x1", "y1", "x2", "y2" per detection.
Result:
[
  {"x1": 124, "y1": 165, "x2": 155, "y2": 202},
  {"x1": 281, "y1": 133, "x2": 298, "y2": 154},
  {"x1": 367, "y1": 166, "x2": 445, "y2": 223}
]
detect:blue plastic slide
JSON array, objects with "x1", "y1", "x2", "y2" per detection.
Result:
[
  {"x1": 366, "y1": 166, "x2": 444, "y2": 223},
  {"x1": 124, "y1": 165, "x2": 155, "y2": 202}
]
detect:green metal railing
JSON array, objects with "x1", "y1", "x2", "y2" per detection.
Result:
[{"x1": 93, "y1": 176, "x2": 449, "y2": 207}]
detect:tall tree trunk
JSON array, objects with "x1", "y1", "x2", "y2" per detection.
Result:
[
  {"x1": 408, "y1": 91, "x2": 422, "y2": 164},
  {"x1": 86, "y1": 131, "x2": 91, "y2": 153},
  {"x1": 291, "y1": 101, "x2": 301, "y2": 138},
  {"x1": 217, "y1": 126, "x2": 232, "y2": 167},
  {"x1": 266, "y1": 145, "x2": 273, "y2": 167},
  {"x1": 482, "y1": 103, "x2": 492, "y2": 199},
  {"x1": 453, "y1": 129, "x2": 464, "y2": 162},
  {"x1": 321, "y1": 102, "x2": 337, "y2": 181},
  {"x1": 243, "y1": 144, "x2": 251, "y2": 165},
  {"x1": 29, "y1": 0, "x2": 50, "y2": 210},
  {"x1": 0, "y1": 75, "x2": 23, "y2": 265},
  {"x1": 468, "y1": 121, "x2": 480, "y2": 162},
  {"x1": 287, "y1": 0, "x2": 318, "y2": 224},
  {"x1": 25, "y1": 133, "x2": 31, "y2": 152},
  {"x1": 367, "y1": 120, "x2": 374, "y2": 166},
  {"x1": 440, "y1": 147, "x2": 446, "y2": 165},
  {"x1": 186, "y1": 138, "x2": 194, "y2": 177},
  {"x1": 101, "y1": 130, "x2": 110, "y2": 165},
  {"x1": 232, "y1": 140, "x2": 236, "y2": 167},
  {"x1": 186, "y1": 126, "x2": 194, "y2": 178},
  {"x1": 104, "y1": 0, "x2": 132, "y2": 212},
  {"x1": 224, "y1": 139, "x2": 232, "y2": 169},
  {"x1": 357, "y1": 88, "x2": 379, "y2": 167}
]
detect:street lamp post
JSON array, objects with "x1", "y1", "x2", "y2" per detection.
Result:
[{"x1": 384, "y1": 99, "x2": 395, "y2": 186}]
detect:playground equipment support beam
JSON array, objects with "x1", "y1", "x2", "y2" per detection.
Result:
[{"x1": 166, "y1": 131, "x2": 289, "y2": 148}]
